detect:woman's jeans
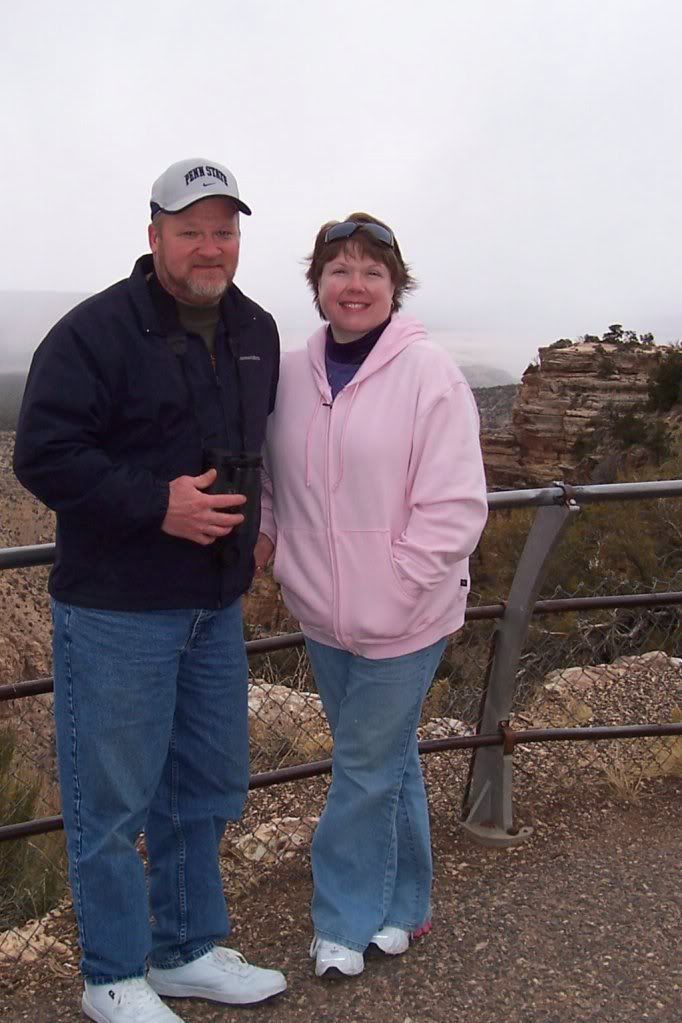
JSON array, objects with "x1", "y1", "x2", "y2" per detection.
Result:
[
  {"x1": 305, "y1": 636, "x2": 447, "y2": 952},
  {"x1": 51, "y1": 599, "x2": 249, "y2": 983}
]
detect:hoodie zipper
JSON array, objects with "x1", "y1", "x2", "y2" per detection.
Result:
[{"x1": 323, "y1": 395, "x2": 344, "y2": 646}]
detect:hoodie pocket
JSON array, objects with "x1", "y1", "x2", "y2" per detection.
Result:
[
  {"x1": 273, "y1": 528, "x2": 333, "y2": 633},
  {"x1": 334, "y1": 530, "x2": 424, "y2": 645}
]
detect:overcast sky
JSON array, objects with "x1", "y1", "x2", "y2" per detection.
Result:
[{"x1": 3, "y1": 0, "x2": 682, "y2": 377}]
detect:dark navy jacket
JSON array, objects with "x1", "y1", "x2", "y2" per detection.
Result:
[{"x1": 13, "y1": 255, "x2": 280, "y2": 610}]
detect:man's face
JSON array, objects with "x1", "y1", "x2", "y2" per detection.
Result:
[{"x1": 148, "y1": 197, "x2": 241, "y2": 305}]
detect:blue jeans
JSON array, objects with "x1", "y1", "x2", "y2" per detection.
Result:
[
  {"x1": 305, "y1": 636, "x2": 447, "y2": 952},
  {"x1": 51, "y1": 599, "x2": 249, "y2": 983}
]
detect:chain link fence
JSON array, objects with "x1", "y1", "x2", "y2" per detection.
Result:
[
  {"x1": 510, "y1": 583, "x2": 682, "y2": 804},
  {"x1": 2, "y1": 498, "x2": 681, "y2": 978}
]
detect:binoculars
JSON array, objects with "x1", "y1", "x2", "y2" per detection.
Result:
[{"x1": 202, "y1": 449, "x2": 262, "y2": 544}]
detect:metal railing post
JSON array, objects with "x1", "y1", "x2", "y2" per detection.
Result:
[{"x1": 461, "y1": 487, "x2": 580, "y2": 847}]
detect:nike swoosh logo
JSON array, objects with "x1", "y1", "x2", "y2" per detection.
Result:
[{"x1": 202, "y1": 182, "x2": 216, "y2": 187}]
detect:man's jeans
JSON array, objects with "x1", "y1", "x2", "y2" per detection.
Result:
[
  {"x1": 304, "y1": 636, "x2": 447, "y2": 952},
  {"x1": 51, "y1": 599, "x2": 249, "y2": 983}
]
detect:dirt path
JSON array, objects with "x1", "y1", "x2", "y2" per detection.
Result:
[{"x1": 1, "y1": 769, "x2": 679, "y2": 1023}]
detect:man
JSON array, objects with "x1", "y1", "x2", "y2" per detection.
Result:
[{"x1": 13, "y1": 159, "x2": 285, "y2": 1023}]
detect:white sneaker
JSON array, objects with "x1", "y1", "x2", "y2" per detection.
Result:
[
  {"x1": 146, "y1": 947, "x2": 286, "y2": 1006},
  {"x1": 309, "y1": 936, "x2": 364, "y2": 977},
  {"x1": 369, "y1": 925, "x2": 410, "y2": 955},
  {"x1": 82, "y1": 978, "x2": 185, "y2": 1023}
]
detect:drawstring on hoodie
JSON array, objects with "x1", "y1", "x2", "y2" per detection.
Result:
[
  {"x1": 332, "y1": 384, "x2": 360, "y2": 490},
  {"x1": 305, "y1": 396, "x2": 324, "y2": 487},
  {"x1": 305, "y1": 384, "x2": 361, "y2": 491}
]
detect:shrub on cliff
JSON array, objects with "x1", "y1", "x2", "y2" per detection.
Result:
[
  {"x1": 648, "y1": 348, "x2": 682, "y2": 412},
  {"x1": 602, "y1": 324, "x2": 633, "y2": 346},
  {"x1": 544, "y1": 325, "x2": 655, "y2": 357},
  {"x1": 608, "y1": 410, "x2": 648, "y2": 447},
  {"x1": 596, "y1": 352, "x2": 617, "y2": 378},
  {"x1": 571, "y1": 408, "x2": 672, "y2": 470}
]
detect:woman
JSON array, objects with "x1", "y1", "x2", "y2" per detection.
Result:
[{"x1": 256, "y1": 214, "x2": 488, "y2": 977}]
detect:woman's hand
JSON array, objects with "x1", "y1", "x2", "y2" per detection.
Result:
[{"x1": 254, "y1": 532, "x2": 275, "y2": 572}]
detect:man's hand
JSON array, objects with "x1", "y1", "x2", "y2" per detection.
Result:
[
  {"x1": 161, "y1": 469, "x2": 246, "y2": 545},
  {"x1": 254, "y1": 533, "x2": 275, "y2": 572}
]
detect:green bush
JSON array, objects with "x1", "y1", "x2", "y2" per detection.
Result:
[
  {"x1": 572, "y1": 433, "x2": 601, "y2": 462},
  {"x1": 597, "y1": 354, "x2": 617, "y2": 378},
  {"x1": 649, "y1": 350, "x2": 682, "y2": 412},
  {"x1": 601, "y1": 324, "x2": 643, "y2": 345},
  {"x1": 609, "y1": 411, "x2": 647, "y2": 447},
  {"x1": 0, "y1": 727, "x2": 66, "y2": 929},
  {"x1": 600, "y1": 409, "x2": 672, "y2": 463}
]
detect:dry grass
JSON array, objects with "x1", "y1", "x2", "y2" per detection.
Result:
[{"x1": 0, "y1": 728, "x2": 66, "y2": 929}]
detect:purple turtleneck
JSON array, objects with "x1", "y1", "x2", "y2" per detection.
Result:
[{"x1": 325, "y1": 317, "x2": 391, "y2": 400}]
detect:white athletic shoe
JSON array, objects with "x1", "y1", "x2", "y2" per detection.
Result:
[
  {"x1": 368, "y1": 925, "x2": 410, "y2": 955},
  {"x1": 146, "y1": 947, "x2": 286, "y2": 1005},
  {"x1": 82, "y1": 978, "x2": 185, "y2": 1023},
  {"x1": 309, "y1": 936, "x2": 364, "y2": 977}
]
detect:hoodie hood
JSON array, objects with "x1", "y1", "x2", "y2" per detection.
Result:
[{"x1": 306, "y1": 315, "x2": 428, "y2": 400}]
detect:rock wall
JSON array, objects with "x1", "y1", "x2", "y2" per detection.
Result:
[{"x1": 481, "y1": 341, "x2": 666, "y2": 487}]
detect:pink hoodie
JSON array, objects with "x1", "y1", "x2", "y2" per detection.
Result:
[{"x1": 260, "y1": 316, "x2": 488, "y2": 658}]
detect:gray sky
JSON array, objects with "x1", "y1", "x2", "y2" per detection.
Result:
[{"x1": 3, "y1": 0, "x2": 682, "y2": 377}]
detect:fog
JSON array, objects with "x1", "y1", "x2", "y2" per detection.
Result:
[{"x1": 3, "y1": 2, "x2": 681, "y2": 378}]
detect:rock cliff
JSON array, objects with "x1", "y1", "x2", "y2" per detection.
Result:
[{"x1": 481, "y1": 341, "x2": 668, "y2": 487}]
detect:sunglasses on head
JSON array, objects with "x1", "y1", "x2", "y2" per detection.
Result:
[{"x1": 324, "y1": 221, "x2": 395, "y2": 248}]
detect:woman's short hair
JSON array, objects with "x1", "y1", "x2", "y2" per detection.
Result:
[{"x1": 305, "y1": 212, "x2": 417, "y2": 318}]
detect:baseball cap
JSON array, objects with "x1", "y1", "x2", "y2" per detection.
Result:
[{"x1": 150, "y1": 158, "x2": 252, "y2": 218}]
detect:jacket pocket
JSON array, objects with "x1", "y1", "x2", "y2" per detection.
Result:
[
  {"x1": 273, "y1": 528, "x2": 333, "y2": 634},
  {"x1": 334, "y1": 530, "x2": 424, "y2": 645}
]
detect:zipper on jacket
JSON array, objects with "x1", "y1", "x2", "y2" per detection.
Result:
[
  {"x1": 185, "y1": 335, "x2": 226, "y2": 610},
  {"x1": 209, "y1": 331, "x2": 235, "y2": 448},
  {"x1": 323, "y1": 400, "x2": 344, "y2": 646}
]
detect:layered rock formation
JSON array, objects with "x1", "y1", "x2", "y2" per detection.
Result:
[
  {"x1": 481, "y1": 341, "x2": 666, "y2": 487},
  {"x1": 472, "y1": 384, "x2": 518, "y2": 431}
]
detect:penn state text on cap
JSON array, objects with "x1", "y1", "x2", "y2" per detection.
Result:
[{"x1": 150, "y1": 158, "x2": 252, "y2": 218}]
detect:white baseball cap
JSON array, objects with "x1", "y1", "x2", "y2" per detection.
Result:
[{"x1": 150, "y1": 158, "x2": 252, "y2": 217}]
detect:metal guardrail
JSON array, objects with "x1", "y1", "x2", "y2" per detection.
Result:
[
  {"x1": 4, "y1": 590, "x2": 682, "y2": 705},
  {"x1": 2, "y1": 719, "x2": 680, "y2": 843},
  {"x1": 3, "y1": 478, "x2": 682, "y2": 569},
  {"x1": 487, "y1": 478, "x2": 682, "y2": 508}
]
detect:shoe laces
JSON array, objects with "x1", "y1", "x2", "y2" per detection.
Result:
[
  {"x1": 311, "y1": 937, "x2": 352, "y2": 958},
  {"x1": 107, "y1": 979, "x2": 168, "y2": 1016},
  {"x1": 211, "y1": 946, "x2": 252, "y2": 976}
]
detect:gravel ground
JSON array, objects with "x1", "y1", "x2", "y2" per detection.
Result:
[{"x1": 1, "y1": 756, "x2": 680, "y2": 1023}]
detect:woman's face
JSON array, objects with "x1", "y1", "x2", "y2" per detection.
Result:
[{"x1": 317, "y1": 245, "x2": 395, "y2": 343}]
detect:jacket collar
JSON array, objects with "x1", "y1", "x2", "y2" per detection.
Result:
[{"x1": 128, "y1": 254, "x2": 254, "y2": 336}]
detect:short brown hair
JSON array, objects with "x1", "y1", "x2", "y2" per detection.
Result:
[{"x1": 305, "y1": 212, "x2": 417, "y2": 318}]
